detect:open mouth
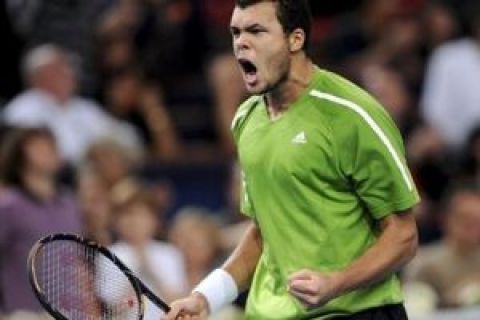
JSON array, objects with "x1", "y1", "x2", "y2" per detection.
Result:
[
  {"x1": 238, "y1": 58, "x2": 258, "y2": 85},
  {"x1": 238, "y1": 59, "x2": 257, "y2": 74}
]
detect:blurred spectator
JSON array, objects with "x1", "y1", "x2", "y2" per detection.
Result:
[
  {"x1": 218, "y1": 162, "x2": 250, "y2": 251},
  {"x1": 96, "y1": 0, "x2": 208, "y2": 92},
  {"x1": 110, "y1": 189, "x2": 187, "y2": 320},
  {"x1": 104, "y1": 67, "x2": 183, "y2": 161},
  {"x1": 344, "y1": 14, "x2": 424, "y2": 97},
  {"x1": 404, "y1": 186, "x2": 480, "y2": 309},
  {"x1": 3, "y1": 44, "x2": 142, "y2": 163},
  {"x1": 359, "y1": 64, "x2": 414, "y2": 133},
  {"x1": 407, "y1": 124, "x2": 450, "y2": 243},
  {"x1": 85, "y1": 139, "x2": 136, "y2": 192},
  {"x1": 4, "y1": 0, "x2": 114, "y2": 94},
  {"x1": 457, "y1": 126, "x2": 480, "y2": 188},
  {"x1": 321, "y1": 0, "x2": 405, "y2": 68},
  {"x1": 407, "y1": 124, "x2": 451, "y2": 199},
  {"x1": 0, "y1": 127, "x2": 81, "y2": 314},
  {"x1": 421, "y1": 2, "x2": 480, "y2": 149},
  {"x1": 421, "y1": 0, "x2": 459, "y2": 50},
  {"x1": 208, "y1": 55, "x2": 247, "y2": 156},
  {"x1": 169, "y1": 207, "x2": 245, "y2": 318},
  {"x1": 84, "y1": 139, "x2": 175, "y2": 219},
  {"x1": 94, "y1": 0, "x2": 138, "y2": 95},
  {"x1": 169, "y1": 207, "x2": 223, "y2": 290},
  {"x1": 77, "y1": 168, "x2": 113, "y2": 246},
  {"x1": 97, "y1": 0, "x2": 220, "y2": 159}
]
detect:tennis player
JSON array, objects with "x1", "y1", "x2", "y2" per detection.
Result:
[{"x1": 166, "y1": 1, "x2": 420, "y2": 319}]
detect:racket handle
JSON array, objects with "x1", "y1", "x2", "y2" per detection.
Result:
[{"x1": 138, "y1": 281, "x2": 171, "y2": 313}]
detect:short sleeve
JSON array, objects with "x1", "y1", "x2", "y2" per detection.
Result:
[{"x1": 337, "y1": 104, "x2": 420, "y2": 219}]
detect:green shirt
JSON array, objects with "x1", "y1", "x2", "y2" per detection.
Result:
[{"x1": 231, "y1": 68, "x2": 420, "y2": 319}]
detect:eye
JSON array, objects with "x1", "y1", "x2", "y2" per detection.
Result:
[
  {"x1": 230, "y1": 27, "x2": 240, "y2": 38},
  {"x1": 249, "y1": 28, "x2": 265, "y2": 35}
]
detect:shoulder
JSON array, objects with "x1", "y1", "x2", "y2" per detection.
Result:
[
  {"x1": 5, "y1": 90, "x2": 42, "y2": 107},
  {"x1": 3, "y1": 91, "x2": 48, "y2": 122},
  {"x1": 0, "y1": 189, "x2": 27, "y2": 220},
  {"x1": 0, "y1": 189, "x2": 25, "y2": 207},
  {"x1": 428, "y1": 38, "x2": 476, "y2": 68},
  {"x1": 231, "y1": 95, "x2": 262, "y2": 135},
  {"x1": 309, "y1": 70, "x2": 395, "y2": 133},
  {"x1": 434, "y1": 38, "x2": 476, "y2": 57}
]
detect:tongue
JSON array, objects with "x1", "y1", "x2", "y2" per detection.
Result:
[{"x1": 244, "y1": 71, "x2": 258, "y2": 85}]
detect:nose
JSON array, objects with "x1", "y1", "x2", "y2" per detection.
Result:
[{"x1": 234, "y1": 33, "x2": 251, "y2": 52}]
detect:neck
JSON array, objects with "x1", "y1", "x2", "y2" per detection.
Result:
[
  {"x1": 22, "y1": 171, "x2": 56, "y2": 201},
  {"x1": 265, "y1": 56, "x2": 314, "y2": 119}
]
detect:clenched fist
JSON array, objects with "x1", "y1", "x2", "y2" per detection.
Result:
[
  {"x1": 288, "y1": 269, "x2": 341, "y2": 309},
  {"x1": 164, "y1": 292, "x2": 210, "y2": 320}
]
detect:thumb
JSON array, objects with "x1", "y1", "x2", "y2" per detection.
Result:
[
  {"x1": 289, "y1": 278, "x2": 314, "y2": 292},
  {"x1": 288, "y1": 269, "x2": 314, "y2": 283}
]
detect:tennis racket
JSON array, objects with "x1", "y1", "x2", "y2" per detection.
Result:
[{"x1": 27, "y1": 233, "x2": 170, "y2": 320}]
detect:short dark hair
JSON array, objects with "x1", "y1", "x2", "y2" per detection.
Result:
[{"x1": 235, "y1": 0, "x2": 312, "y2": 51}]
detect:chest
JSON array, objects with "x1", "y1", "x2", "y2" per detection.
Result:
[{"x1": 237, "y1": 108, "x2": 339, "y2": 187}]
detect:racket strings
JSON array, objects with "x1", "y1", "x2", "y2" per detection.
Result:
[{"x1": 34, "y1": 241, "x2": 140, "y2": 320}]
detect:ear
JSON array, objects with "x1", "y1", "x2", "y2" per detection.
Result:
[{"x1": 288, "y1": 28, "x2": 306, "y2": 53}]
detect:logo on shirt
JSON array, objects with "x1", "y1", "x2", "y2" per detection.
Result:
[{"x1": 292, "y1": 131, "x2": 307, "y2": 144}]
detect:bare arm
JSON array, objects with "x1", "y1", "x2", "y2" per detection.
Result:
[
  {"x1": 222, "y1": 221, "x2": 263, "y2": 291},
  {"x1": 336, "y1": 209, "x2": 417, "y2": 289},
  {"x1": 289, "y1": 209, "x2": 418, "y2": 308}
]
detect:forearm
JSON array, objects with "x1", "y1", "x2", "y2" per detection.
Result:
[
  {"x1": 333, "y1": 211, "x2": 418, "y2": 296},
  {"x1": 222, "y1": 222, "x2": 263, "y2": 291}
]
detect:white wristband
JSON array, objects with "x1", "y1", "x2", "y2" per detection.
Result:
[{"x1": 192, "y1": 268, "x2": 239, "y2": 314}]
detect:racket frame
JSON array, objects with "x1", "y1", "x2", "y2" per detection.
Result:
[{"x1": 27, "y1": 233, "x2": 170, "y2": 320}]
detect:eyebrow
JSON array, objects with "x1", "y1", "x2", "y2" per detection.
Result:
[{"x1": 230, "y1": 23, "x2": 266, "y2": 32}]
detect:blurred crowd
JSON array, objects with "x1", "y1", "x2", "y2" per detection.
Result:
[{"x1": 1, "y1": 0, "x2": 480, "y2": 319}]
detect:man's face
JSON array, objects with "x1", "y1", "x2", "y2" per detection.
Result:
[
  {"x1": 230, "y1": 2, "x2": 291, "y2": 94},
  {"x1": 36, "y1": 53, "x2": 76, "y2": 101}
]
